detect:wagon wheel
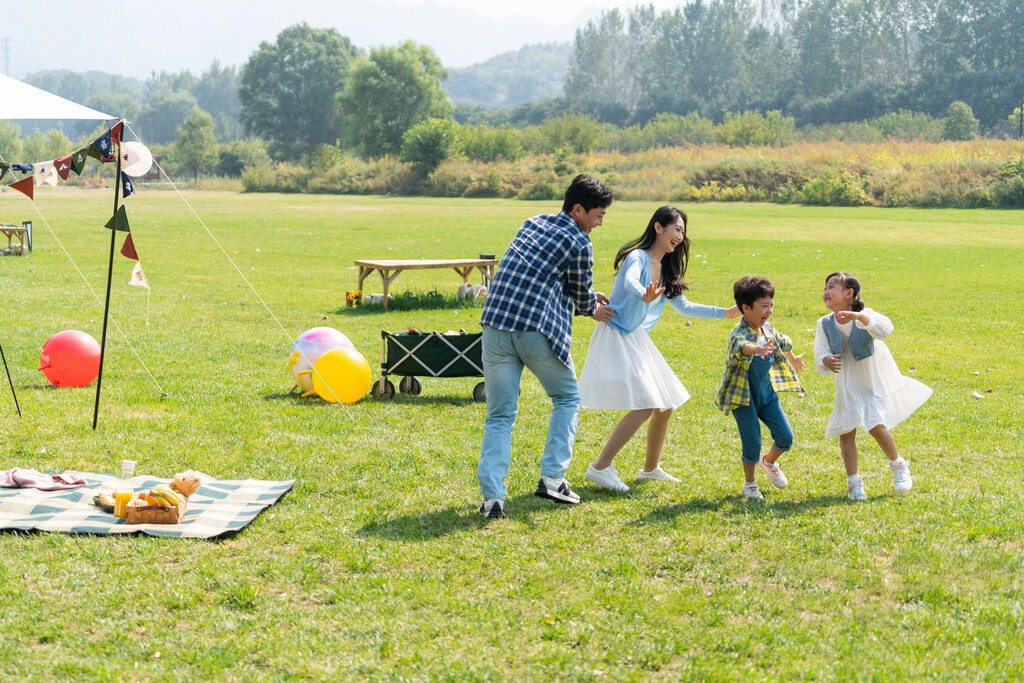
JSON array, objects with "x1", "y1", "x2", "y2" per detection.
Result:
[
  {"x1": 371, "y1": 378, "x2": 396, "y2": 399},
  {"x1": 399, "y1": 376, "x2": 422, "y2": 395},
  {"x1": 473, "y1": 381, "x2": 486, "y2": 403}
]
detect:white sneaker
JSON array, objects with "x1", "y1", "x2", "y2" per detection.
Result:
[
  {"x1": 890, "y1": 459, "x2": 913, "y2": 493},
  {"x1": 586, "y1": 464, "x2": 629, "y2": 492},
  {"x1": 848, "y1": 480, "x2": 867, "y2": 501},
  {"x1": 741, "y1": 482, "x2": 764, "y2": 500},
  {"x1": 758, "y1": 455, "x2": 788, "y2": 489},
  {"x1": 636, "y1": 466, "x2": 681, "y2": 482}
]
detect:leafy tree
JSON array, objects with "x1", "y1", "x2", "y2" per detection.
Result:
[
  {"x1": 194, "y1": 61, "x2": 240, "y2": 121},
  {"x1": 216, "y1": 138, "x2": 270, "y2": 177},
  {"x1": 175, "y1": 107, "x2": 218, "y2": 182},
  {"x1": 137, "y1": 90, "x2": 199, "y2": 144},
  {"x1": 942, "y1": 100, "x2": 979, "y2": 140},
  {"x1": 239, "y1": 23, "x2": 361, "y2": 156},
  {"x1": 401, "y1": 118, "x2": 461, "y2": 172},
  {"x1": 0, "y1": 121, "x2": 23, "y2": 163},
  {"x1": 84, "y1": 91, "x2": 139, "y2": 122},
  {"x1": 22, "y1": 130, "x2": 72, "y2": 162},
  {"x1": 338, "y1": 41, "x2": 452, "y2": 158}
]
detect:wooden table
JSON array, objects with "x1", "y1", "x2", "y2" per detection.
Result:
[
  {"x1": 355, "y1": 258, "x2": 499, "y2": 311},
  {"x1": 0, "y1": 224, "x2": 27, "y2": 254}
]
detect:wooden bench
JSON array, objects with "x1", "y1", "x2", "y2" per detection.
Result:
[
  {"x1": 0, "y1": 224, "x2": 28, "y2": 255},
  {"x1": 354, "y1": 258, "x2": 498, "y2": 311}
]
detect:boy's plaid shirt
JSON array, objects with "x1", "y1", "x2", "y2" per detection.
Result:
[
  {"x1": 715, "y1": 319, "x2": 804, "y2": 415},
  {"x1": 480, "y1": 211, "x2": 597, "y2": 368}
]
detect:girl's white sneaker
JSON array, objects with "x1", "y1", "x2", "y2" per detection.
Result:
[
  {"x1": 889, "y1": 459, "x2": 913, "y2": 493},
  {"x1": 636, "y1": 466, "x2": 681, "y2": 483}
]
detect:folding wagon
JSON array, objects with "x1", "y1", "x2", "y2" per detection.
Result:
[{"x1": 372, "y1": 330, "x2": 486, "y2": 402}]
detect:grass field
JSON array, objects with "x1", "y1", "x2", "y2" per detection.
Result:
[{"x1": 1, "y1": 188, "x2": 1021, "y2": 680}]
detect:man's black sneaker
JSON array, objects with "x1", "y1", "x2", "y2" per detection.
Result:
[
  {"x1": 479, "y1": 498, "x2": 506, "y2": 518},
  {"x1": 534, "y1": 477, "x2": 581, "y2": 505}
]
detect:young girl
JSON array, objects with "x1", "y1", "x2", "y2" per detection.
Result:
[
  {"x1": 578, "y1": 206, "x2": 739, "y2": 492},
  {"x1": 813, "y1": 272, "x2": 932, "y2": 500}
]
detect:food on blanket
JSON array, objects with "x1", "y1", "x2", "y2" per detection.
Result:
[
  {"x1": 150, "y1": 485, "x2": 181, "y2": 507},
  {"x1": 170, "y1": 470, "x2": 201, "y2": 498},
  {"x1": 94, "y1": 492, "x2": 116, "y2": 513}
]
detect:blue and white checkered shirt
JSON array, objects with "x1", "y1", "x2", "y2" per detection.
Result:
[{"x1": 481, "y1": 211, "x2": 598, "y2": 367}]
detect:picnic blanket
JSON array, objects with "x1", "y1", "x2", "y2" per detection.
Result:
[{"x1": 0, "y1": 470, "x2": 294, "y2": 539}]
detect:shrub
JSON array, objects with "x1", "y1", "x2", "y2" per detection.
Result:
[
  {"x1": 795, "y1": 169, "x2": 871, "y2": 206},
  {"x1": 870, "y1": 110, "x2": 943, "y2": 141},
  {"x1": 715, "y1": 110, "x2": 795, "y2": 147},
  {"x1": 459, "y1": 124, "x2": 524, "y2": 162},
  {"x1": 401, "y1": 119, "x2": 462, "y2": 173},
  {"x1": 943, "y1": 101, "x2": 980, "y2": 141}
]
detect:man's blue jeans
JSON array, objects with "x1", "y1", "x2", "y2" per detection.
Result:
[{"x1": 477, "y1": 326, "x2": 580, "y2": 500}]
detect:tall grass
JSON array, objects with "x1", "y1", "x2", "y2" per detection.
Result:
[{"x1": 244, "y1": 140, "x2": 1024, "y2": 208}]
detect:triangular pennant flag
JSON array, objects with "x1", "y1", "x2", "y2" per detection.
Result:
[
  {"x1": 87, "y1": 143, "x2": 102, "y2": 161},
  {"x1": 104, "y1": 205, "x2": 130, "y2": 232},
  {"x1": 121, "y1": 172, "x2": 135, "y2": 197},
  {"x1": 33, "y1": 161, "x2": 56, "y2": 187},
  {"x1": 10, "y1": 176, "x2": 33, "y2": 200},
  {"x1": 110, "y1": 121, "x2": 123, "y2": 147},
  {"x1": 129, "y1": 261, "x2": 149, "y2": 289},
  {"x1": 0, "y1": 163, "x2": 10, "y2": 183},
  {"x1": 11, "y1": 163, "x2": 33, "y2": 174},
  {"x1": 120, "y1": 233, "x2": 138, "y2": 260},
  {"x1": 71, "y1": 148, "x2": 89, "y2": 175},
  {"x1": 54, "y1": 154, "x2": 73, "y2": 180},
  {"x1": 91, "y1": 129, "x2": 115, "y2": 162}
]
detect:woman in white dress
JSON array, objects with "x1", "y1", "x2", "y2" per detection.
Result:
[
  {"x1": 578, "y1": 206, "x2": 739, "y2": 493},
  {"x1": 813, "y1": 272, "x2": 932, "y2": 501}
]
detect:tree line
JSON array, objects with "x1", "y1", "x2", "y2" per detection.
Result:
[{"x1": 563, "y1": 0, "x2": 1023, "y2": 130}]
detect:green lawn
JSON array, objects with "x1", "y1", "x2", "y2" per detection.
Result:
[{"x1": 1, "y1": 188, "x2": 1021, "y2": 680}]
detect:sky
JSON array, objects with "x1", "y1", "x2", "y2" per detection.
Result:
[
  {"x1": 3, "y1": 0, "x2": 687, "y2": 79},
  {"x1": 382, "y1": 0, "x2": 684, "y2": 24}
]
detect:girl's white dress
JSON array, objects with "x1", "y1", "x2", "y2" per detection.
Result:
[{"x1": 813, "y1": 308, "x2": 932, "y2": 438}]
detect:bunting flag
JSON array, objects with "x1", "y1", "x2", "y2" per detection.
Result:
[
  {"x1": 110, "y1": 121, "x2": 123, "y2": 147},
  {"x1": 54, "y1": 154, "x2": 73, "y2": 180},
  {"x1": 71, "y1": 148, "x2": 89, "y2": 175},
  {"x1": 10, "y1": 176, "x2": 33, "y2": 200},
  {"x1": 0, "y1": 163, "x2": 9, "y2": 183},
  {"x1": 122, "y1": 172, "x2": 135, "y2": 197},
  {"x1": 91, "y1": 129, "x2": 115, "y2": 162},
  {"x1": 33, "y1": 161, "x2": 58, "y2": 188},
  {"x1": 87, "y1": 143, "x2": 101, "y2": 161},
  {"x1": 11, "y1": 163, "x2": 33, "y2": 174},
  {"x1": 104, "y1": 205, "x2": 130, "y2": 232},
  {"x1": 120, "y1": 233, "x2": 138, "y2": 260},
  {"x1": 129, "y1": 261, "x2": 149, "y2": 289}
]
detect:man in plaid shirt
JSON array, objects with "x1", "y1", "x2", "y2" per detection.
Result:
[{"x1": 477, "y1": 174, "x2": 615, "y2": 518}]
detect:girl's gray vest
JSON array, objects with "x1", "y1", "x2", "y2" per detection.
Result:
[{"x1": 821, "y1": 314, "x2": 875, "y2": 360}]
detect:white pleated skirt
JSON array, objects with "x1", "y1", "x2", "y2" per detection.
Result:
[{"x1": 578, "y1": 323, "x2": 690, "y2": 411}]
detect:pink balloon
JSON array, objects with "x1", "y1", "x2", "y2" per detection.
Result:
[{"x1": 39, "y1": 330, "x2": 101, "y2": 387}]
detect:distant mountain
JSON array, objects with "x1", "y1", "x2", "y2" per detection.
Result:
[{"x1": 444, "y1": 42, "x2": 572, "y2": 108}]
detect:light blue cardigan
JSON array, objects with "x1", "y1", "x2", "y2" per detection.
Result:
[{"x1": 607, "y1": 249, "x2": 727, "y2": 335}]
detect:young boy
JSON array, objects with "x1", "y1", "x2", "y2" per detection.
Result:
[{"x1": 715, "y1": 275, "x2": 805, "y2": 499}]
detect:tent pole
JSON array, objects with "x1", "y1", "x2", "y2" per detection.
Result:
[
  {"x1": 93, "y1": 127, "x2": 122, "y2": 430},
  {"x1": 1, "y1": 343, "x2": 20, "y2": 416}
]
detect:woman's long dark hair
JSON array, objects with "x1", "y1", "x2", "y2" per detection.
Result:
[{"x1": 614, "y1": 206, "x2": 690, "y2": 298}]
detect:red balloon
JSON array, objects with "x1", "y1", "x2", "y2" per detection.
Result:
[{"x1": 39, "y1": 330, "x2": 101, "y2": 387}]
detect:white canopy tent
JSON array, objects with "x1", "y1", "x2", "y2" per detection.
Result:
[{"x1": 0, "y1": 73, "x2": 113, "y2": 120}]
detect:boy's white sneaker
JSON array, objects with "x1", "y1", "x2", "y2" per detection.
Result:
[
  {"x1": 741, "y1": 482, "x2": 764, "y2": 500},
  {"x1": 889, "y1": 459, "x2": 913, "y2": 493},
  {"x1": 758, "y1": 455, "x2": 788, "y2": 489},
  {"x1": 636, "y1": 466, "x2": 681, "y2": 483},
  {"x1": 586, "y1": 464, "x2": 629, "y2": 492}
]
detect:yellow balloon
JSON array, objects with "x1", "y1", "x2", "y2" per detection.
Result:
[{"x1": 311, "y1": 347, "x2": 371, "y2": 404}]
